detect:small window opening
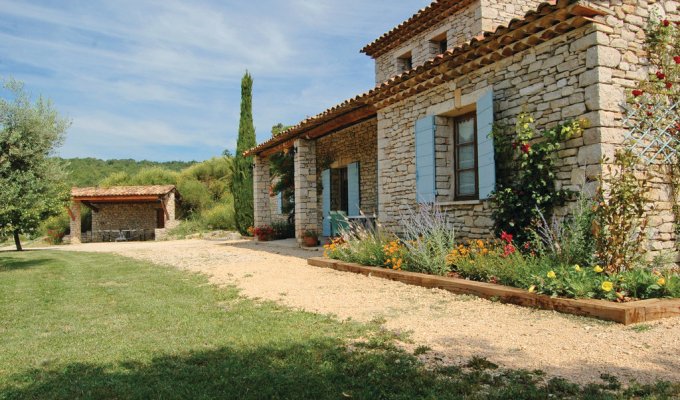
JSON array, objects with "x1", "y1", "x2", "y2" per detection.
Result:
[
  {"x1": 430, "y1": 33, "x2": 448, "y2": 55},
  {"x1": 397, "y1": 52, "x2": 413, "y2": 73}
]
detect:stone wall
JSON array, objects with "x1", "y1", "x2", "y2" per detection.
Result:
[
  {"x1": 294, "y1": 139, "x2": 317, "y2": 241},
  {"x1": 373, "y1": 0, "x2": 545, "y2": 84},
  {"x1": 580, "y1": 0, "x2": 680, "y2": 256},
  {"x1": 480, "y1": 0, "x2": 544, "y2": 32},
  {"x1": 254, "y1": 155, "x2": 272, "y2": 228},
  {"x1": 91, "y1": 203, "x2": 159, "y2": 239},
  {"x1": 377, "y1": 23, "x2": 603, "y2": 240},
  {"x1": 315, "y1": 118, "x2": 379, "y2": 230},
  {"x1": 375, "y1": 3, "x2": 482, "y2": 84}
]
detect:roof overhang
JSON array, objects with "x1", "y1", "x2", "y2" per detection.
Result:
[
  {"x1": 245, "y1": 0, "x2": 606, "y2": 158},
  {"x1": 361, "y1": 0, "x2": 477, "y2": 58},
  {"x1": 72, "y1": 195, "x2": 164, "y2": 203}
]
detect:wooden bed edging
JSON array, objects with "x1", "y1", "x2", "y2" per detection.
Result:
[{"x1": 307, "y1": 257, "x2": 680, "y2": 325}]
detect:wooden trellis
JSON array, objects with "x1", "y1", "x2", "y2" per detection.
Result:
[{"x1": 623, "y1": 98, "x2": 680, "y2": 165}]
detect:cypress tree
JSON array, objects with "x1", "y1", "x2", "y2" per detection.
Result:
[{"x1": 232, "y1": 72, "x2": 256, "y2": 234}]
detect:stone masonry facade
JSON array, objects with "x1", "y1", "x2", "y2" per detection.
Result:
[
  {"x1": 374, "y1": 0, "x2": 680, "y2": 255},
  {"x1": 374, "y1": 0, "x2": 544, "y2": 84},
  {"x1": 70, "y1": 191, "x2": 177, "y2": 242},
  {"x1": 315, "y1": 118, "x2": 379, "y2": 229},
  {"x1": 251, "y1": 0, "x2": 680, "y2": 257}
]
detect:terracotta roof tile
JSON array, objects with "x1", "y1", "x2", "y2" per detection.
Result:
[
  {"x1": 72, "y1": 185, "x2": 176, "y2": 198},
  {"x1": 245, "y1": 0, "x2": 606, "y2": 157},
  {"x1": 361, "y1": 0, "x2": 475, "y2": 58}
]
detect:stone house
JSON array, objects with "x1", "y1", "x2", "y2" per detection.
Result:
[
  {"x1": 246, "y1": 0, "x2": 679, "y2": 255},
  {"x1": 69, "y1": 185, "x2": 179, "y2": 243}
]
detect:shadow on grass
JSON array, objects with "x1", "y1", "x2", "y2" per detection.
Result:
[
  {"x1": 0, "y1": 340, "x2": 471, "y2": 400},
  {"x1": 0, "y1": 257, "x2": 52, "y2": 272},
  {"x1": 4, "y1": 339, "x2": 677, "y2": 400}
]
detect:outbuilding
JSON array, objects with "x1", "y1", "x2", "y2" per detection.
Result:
[{"x1": 68, "y1": 185, "x2": 179, "y2": 243}]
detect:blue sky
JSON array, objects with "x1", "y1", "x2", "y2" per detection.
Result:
[{"x1": 0, "y1": 0, "x2": 430, "y2": 161}]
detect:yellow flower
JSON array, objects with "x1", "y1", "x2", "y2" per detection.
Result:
[
  {"x1": 574, "y1": 264, "x2": 581, "y2": 272},
  {"x1": 657, "y1": 277, "x2": 666, "y2": 286},
  {"x1": 601, "y1": 281, "x2": 614, "y2": 292},
  {"x1": 547, "y1": 271, "x2": 556, "y2": 279},
  {"x1": 476, "y1": 240, "x2": 485, "y2": 249},
  {"x1": 528, "y1": 285, "x2": 536, "y2": 293},
  {"x1": 593, "y1": 266, "x2": 604, "y2": 273}
]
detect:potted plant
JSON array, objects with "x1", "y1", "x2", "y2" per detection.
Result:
[
  {"x1": 253, "y1": 225, "x2": 274, "y2": 241},
  {"x1": 302, "y1": 230, "x2": 319, "y2": 247}
]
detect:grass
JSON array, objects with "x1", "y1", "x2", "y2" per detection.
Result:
[{"x1": 0, "y1": 251, "x2": 678, "y2": 399}]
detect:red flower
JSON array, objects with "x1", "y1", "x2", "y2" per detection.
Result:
[
  {"x1": 667, "y1": 81, "x2": 673, "y2": 89},
  {"x1": 500, "y1": 231, "x2": 513, "y2": 244},
  {"x1": 656, "y1": 71, "x2": 666, "y2": 80},
  {"x1": 663, "y1": 19, "x2": 670, "y2": 27},
  {"x1": 632, "y1": 89, "x2": 643, "y2": 97},
  {"x1": 520, "y1": 143, "x2": 531, "y2": 154},
  {"x1": 674, "y1": 56, "x2": 680, "y2": 64},
  {"x1": 503, "y1": 244, "x2": 516, "y2": 257},
  {"x1": 647, "y1": 111, "x2": 653, "y2": 117},
  {"x1": 523, "y1": 242, "x2": 531, "y2": 250}
]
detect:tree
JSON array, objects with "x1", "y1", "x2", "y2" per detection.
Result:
[
  {"x1": 0, "y1": 79, "x2": 70, "y2": 251},
  {"x1": 269, "y1": 123, "x2": 295, "y2": 218},
  {"x1": 231, "y1": 72, "x2": 256, "y2": 234}
]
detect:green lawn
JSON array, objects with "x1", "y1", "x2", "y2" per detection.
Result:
[{"x1": 0, "y1": 251, "x2": 677, "y2": 399}]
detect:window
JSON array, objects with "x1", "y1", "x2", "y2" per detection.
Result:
[
  {"x1": 454, "y1": 113, "x2": 478, "y2": 199},
  {"x1": 430, "y1": 33, "x2": 447, "y2": 55},
  {"x1": 396, "y1": 52, "x2": 412, "y2": 73}
]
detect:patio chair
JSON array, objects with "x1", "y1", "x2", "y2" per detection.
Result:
[{"x1": 329, "y1": 211, "x2": 349, "y2": 237}]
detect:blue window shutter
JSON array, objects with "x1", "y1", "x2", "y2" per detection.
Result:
[
  {"x1": 277, "y1": 192, "x2": 283, "y2": 214},
  {"x1": 347, "y1": 162, "x2": 360, "y2": 216},
  {"x1": 476, "y1": 89, "x2": 495, "y2": 200},
  {"x1": 415, "y1": 116, "x2": 436, "y2": 203},
  {"x1": 322, "y1": 169, "x2": 331, "y2": 236}
]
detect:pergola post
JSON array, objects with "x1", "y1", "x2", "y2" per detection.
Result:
[
  {"x1": 69, "y1": 200, "x2": 82, "y2": 244},
  {"x1": 294, "y1": 139, "x2": 318, "y2": 242},
  {"x1": 253, "y1": 155, "x2": 272, "y2": 228}
]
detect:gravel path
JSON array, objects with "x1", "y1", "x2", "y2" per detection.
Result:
[{"x1": 60, "y1": 239, "x2": 679, "y2": 384}]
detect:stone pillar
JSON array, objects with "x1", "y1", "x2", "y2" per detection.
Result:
[
  {"x1": 69, "y1": 201, "x2": 81, "y2": 244},
  {"x1": 253, "y1": 155, "x2": 272, "y2": 228},
  {"x1": 294, "y1": 139, "x2": 317, "y2": 242}
]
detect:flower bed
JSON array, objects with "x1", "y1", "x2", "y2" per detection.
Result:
[{"x1": 308, "y1": 257, "x2": 680, "y2": 324}]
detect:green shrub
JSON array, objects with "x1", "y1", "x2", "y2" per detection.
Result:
[
  {"x1": 271, "y1": 220, "x2": 295, "y2": 240},
  {"x1": 530, "y1": 195, "x2": 596, "y2": 267},
  {"x1": 167, "y1": 219, "x2": 208, "y2": 238},
  {"x1": 201, "y1": 202, "x2": 235, "y2": 230},
  {"x1": 176, "y1": 177, "x2": 213, "y2": 216},
  {"x1": 41, "y1": 213, "x2": 70, "y2": 245},
  {"x1": 325, "y1": 223, "x2": 394, "y2": 267},
  {"x1": 129, "y1": 167, "x2": 178, "y2": 186},
  {"x1": 399, "y1": 204, "x2": 456, "y2": 276}
]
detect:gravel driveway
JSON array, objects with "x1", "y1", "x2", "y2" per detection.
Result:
[{"x1": 62, "y1": 239, "x2": 679, "y2": 384}]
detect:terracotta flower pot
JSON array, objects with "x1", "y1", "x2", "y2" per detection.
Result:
[{"x1": 302, "y1": 236, "x2": 318, "y2": 247}]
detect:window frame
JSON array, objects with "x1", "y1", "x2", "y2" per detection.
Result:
[
  {"x1": 453, "y1": 112, "x2": 479, "y2": 200},
  {"x1": 396, "y1": 51, "x2": 413, "y2": 73}
]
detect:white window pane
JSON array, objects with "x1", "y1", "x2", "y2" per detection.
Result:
[
  {"x1": 457, "y1": 118, "x2": 475, "y2": 144},
  {"x1": 457, "y1": 145, "x2": 475, "y2": 169},
  {"x1": 457, "y1": 170, "x2": 476, "y2": 196}
]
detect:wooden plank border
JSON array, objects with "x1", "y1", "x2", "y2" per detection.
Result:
[{"x1": 307, "y1": 257, "x2": 680, "y2": 325}]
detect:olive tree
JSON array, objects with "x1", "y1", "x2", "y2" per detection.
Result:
[{"x1": 0, "y1": 79, "x2": 70, "y2": 250}]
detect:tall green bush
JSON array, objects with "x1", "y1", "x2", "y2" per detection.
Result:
[{"x1": 232, "y1": 72, "x2": 256, "y2": 234}]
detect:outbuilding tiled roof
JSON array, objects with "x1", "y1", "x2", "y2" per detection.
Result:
[
  {"x1": 245, "y1": 0, "x2": 606, "y2": 157},
  {"x1": 361, "y1": 0, "x2": 476, "y2": 58},
  {"x1": 72, "y1": 185, "x2": 176, "y2": 198}
]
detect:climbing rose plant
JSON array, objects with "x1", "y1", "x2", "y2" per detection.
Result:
[{"x1": 491, "y1": 112, "x2": 587, "y2": 246}]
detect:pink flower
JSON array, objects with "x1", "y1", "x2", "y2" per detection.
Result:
[{"x1": 503, "y1": 244, "x2": 516, "y2": 257}]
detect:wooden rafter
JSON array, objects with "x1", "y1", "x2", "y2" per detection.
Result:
[
  {"x1": 81, "y1": 201, "x2": 100, "y2": 213},
  {"x1": 65, "y1": 205, "x2": 76, "y2": 222},
  {"x1": 160, "y1": 198, "x2": 170, "y2": 220}
]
